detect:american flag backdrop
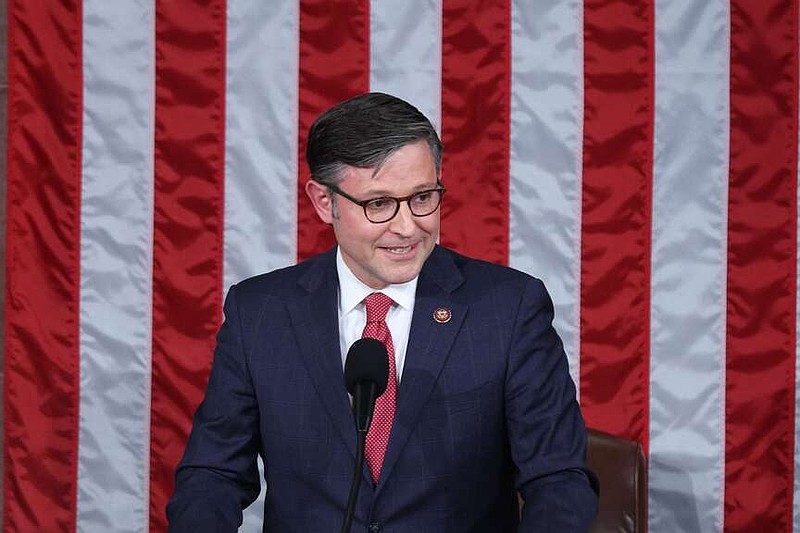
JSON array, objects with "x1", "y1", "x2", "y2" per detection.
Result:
[{"x1": 4, "y1": 0, "x2": 800, "y2": 531}]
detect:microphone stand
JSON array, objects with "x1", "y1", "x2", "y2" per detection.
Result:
[{"x1": 341, "y1": 382, "x2": 377, "y2": 533}]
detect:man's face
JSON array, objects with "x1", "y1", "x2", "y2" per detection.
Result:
[{"x1": 308, "y1": 140, "x2": 440, "y2": 289}]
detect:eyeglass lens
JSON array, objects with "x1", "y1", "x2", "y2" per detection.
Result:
[{"x1": 364, "y1": 189, "x2": 442, "y2": 223}]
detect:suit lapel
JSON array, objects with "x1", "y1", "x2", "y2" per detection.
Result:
[
  {"x1": 376, "y1": 247, "x2": 467, "y2": 493},
  {"x1": 287, "y1": 250, "x2": 359, "y2": 461}
]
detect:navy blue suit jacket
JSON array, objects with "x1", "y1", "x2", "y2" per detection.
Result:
[{"x1": 167, "y1": 246, "x2": 597, "y2": 532}]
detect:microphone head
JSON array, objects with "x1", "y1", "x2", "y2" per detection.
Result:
[{"x1": 344, "y1": 338, "x2": 389, "y2": 397}]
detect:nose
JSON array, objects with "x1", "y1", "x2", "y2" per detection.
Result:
[{"x1": 388, "y1": 201, "x2": 416, "y2": 236}]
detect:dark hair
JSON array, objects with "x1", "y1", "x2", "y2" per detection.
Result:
[{"x1": 306, "y1": 92, "x2": 442, "y2": 185}]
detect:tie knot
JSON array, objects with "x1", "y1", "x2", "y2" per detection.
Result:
[{"x1": 364, "y1": 292, "x2": 394, "y2": 323}]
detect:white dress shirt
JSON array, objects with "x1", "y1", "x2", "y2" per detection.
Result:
[{"x1": 336, "y1": 249, "x2": 417, "y2": 383}]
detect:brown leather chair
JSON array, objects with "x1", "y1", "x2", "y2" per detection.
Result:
[
  {"x1": 516, "y1": 428, "x2": 647, "y2": 531},
  {"x1": 587, "y1": 428, "x2": 647, "y2": 532}
]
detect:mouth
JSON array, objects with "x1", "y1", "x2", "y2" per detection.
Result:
[{"x1": 379, "y1": 243, "x2": 417, "y2": 256}]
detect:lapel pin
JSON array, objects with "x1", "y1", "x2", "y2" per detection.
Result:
[{"x1": 433, "y1": 307, "x2": 452, "y2": 324}]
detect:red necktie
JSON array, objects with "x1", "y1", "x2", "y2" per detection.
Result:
[{"x1": 362, "y1": 292, "x2": 397, "y2": 483}]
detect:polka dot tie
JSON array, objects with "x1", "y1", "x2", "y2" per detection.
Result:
[{"x1": 362, "y1": 292, "x2": 397, "y2": 484}]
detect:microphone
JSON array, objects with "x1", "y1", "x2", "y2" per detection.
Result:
[
  {"x1": 344, "y1": 337, "x2": 390, "y2": 432},
  {"x1": 341, "y1": 338, "x2": 390, "y2": 533}
]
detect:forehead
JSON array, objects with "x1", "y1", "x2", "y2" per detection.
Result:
[{"x1": 344, "y1": 141, "x2": 437, "y2": 191}]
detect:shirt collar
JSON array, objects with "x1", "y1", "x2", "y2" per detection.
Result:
[{"x1": 336, "y1": 248, "x2": 418, "y2": 315}]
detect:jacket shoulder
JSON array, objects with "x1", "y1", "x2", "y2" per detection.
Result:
[
  {"x1": 228, "y1": 248, "x2": 334, "y2": 304},
  {"x1": 437, "y1": 246, "x2": 542, "y2": 289}
]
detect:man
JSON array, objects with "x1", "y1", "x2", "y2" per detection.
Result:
[{"x1": 167, "y1": 92, "x2": 598, "y2": 531}]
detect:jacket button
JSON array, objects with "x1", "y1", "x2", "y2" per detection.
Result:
[{"x1": 368, "y1": 522, "x2": 382, "y2": 533}]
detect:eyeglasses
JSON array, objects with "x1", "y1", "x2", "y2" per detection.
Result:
[{"x1": 326, "y1": 183, "x2": 446, "y2": 224}]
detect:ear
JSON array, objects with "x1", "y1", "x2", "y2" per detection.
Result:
[{"x1": 305, "y1": 180, "x2": 335, "y2": 224}]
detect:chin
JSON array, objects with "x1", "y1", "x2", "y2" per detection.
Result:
[{"x1": 383, "y1": 265, "x2": 424, "y2": 285}]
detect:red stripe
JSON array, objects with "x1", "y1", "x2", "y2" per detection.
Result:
[
  {"x1": 579, "y1": 0, "x2": 654, "y2": 450},
  {"x1": 296, "y1": 1, "x2": 370, "y2": 261},
  {"x1": 725, "y1": 0, "x2": 798, "y2": 528},
  {"x1": 3, "y1": 1, "x2": 82, "y2": 531},
  {"x1": 439, "y1": 0, "x2": 510, "y2": 264},
  {"x1": 149, "y1": 1, "x2": 227, "y2": 530}
]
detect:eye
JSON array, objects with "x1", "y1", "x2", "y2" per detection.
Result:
[
  {"x1": 366, "y1": 197, "x2": 393, "y2": 211},
  {"x1": 411, "y1": 191, "x2": 434, "y2": 204}
]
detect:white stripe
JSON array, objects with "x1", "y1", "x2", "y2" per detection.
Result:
[
  {"x1": 78, "y1": 2, "x2": 155, "y2": 531},
  {"x1": 648, "y1": 2, "x2": 729, "y2": 532},
  {"x1": 224, "y1": 0, "x2": 299, "y2": 293},
  {"x1": 508, "y1": 0, "x2": 584, "y2": 387},
  {"x1": 369, "y1": 0, "x2": 442, "y2": 133},
  {"x1": 224, "y1": 1, "x2": 300, "y2": 530}
]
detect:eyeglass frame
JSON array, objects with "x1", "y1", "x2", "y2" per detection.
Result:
[{"x1": 325, "y1": 182, "x2": 446, "y2": 224}]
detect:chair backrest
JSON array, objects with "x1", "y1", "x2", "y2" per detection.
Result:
[{"x1": 587, "y1": 428, "x2": 647, "y2": 532}]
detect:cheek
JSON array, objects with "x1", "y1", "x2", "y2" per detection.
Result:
[
  {"x1": 336, "y1": 219, "x2": 385, "y2": 248},
  {"x1": 417, "y1": 216, "x2": 440, "y2": 237}
]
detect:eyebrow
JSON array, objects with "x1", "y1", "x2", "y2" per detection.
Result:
[{"x1": 361, "y1": 182, "x2": 440, "y2": 198}]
